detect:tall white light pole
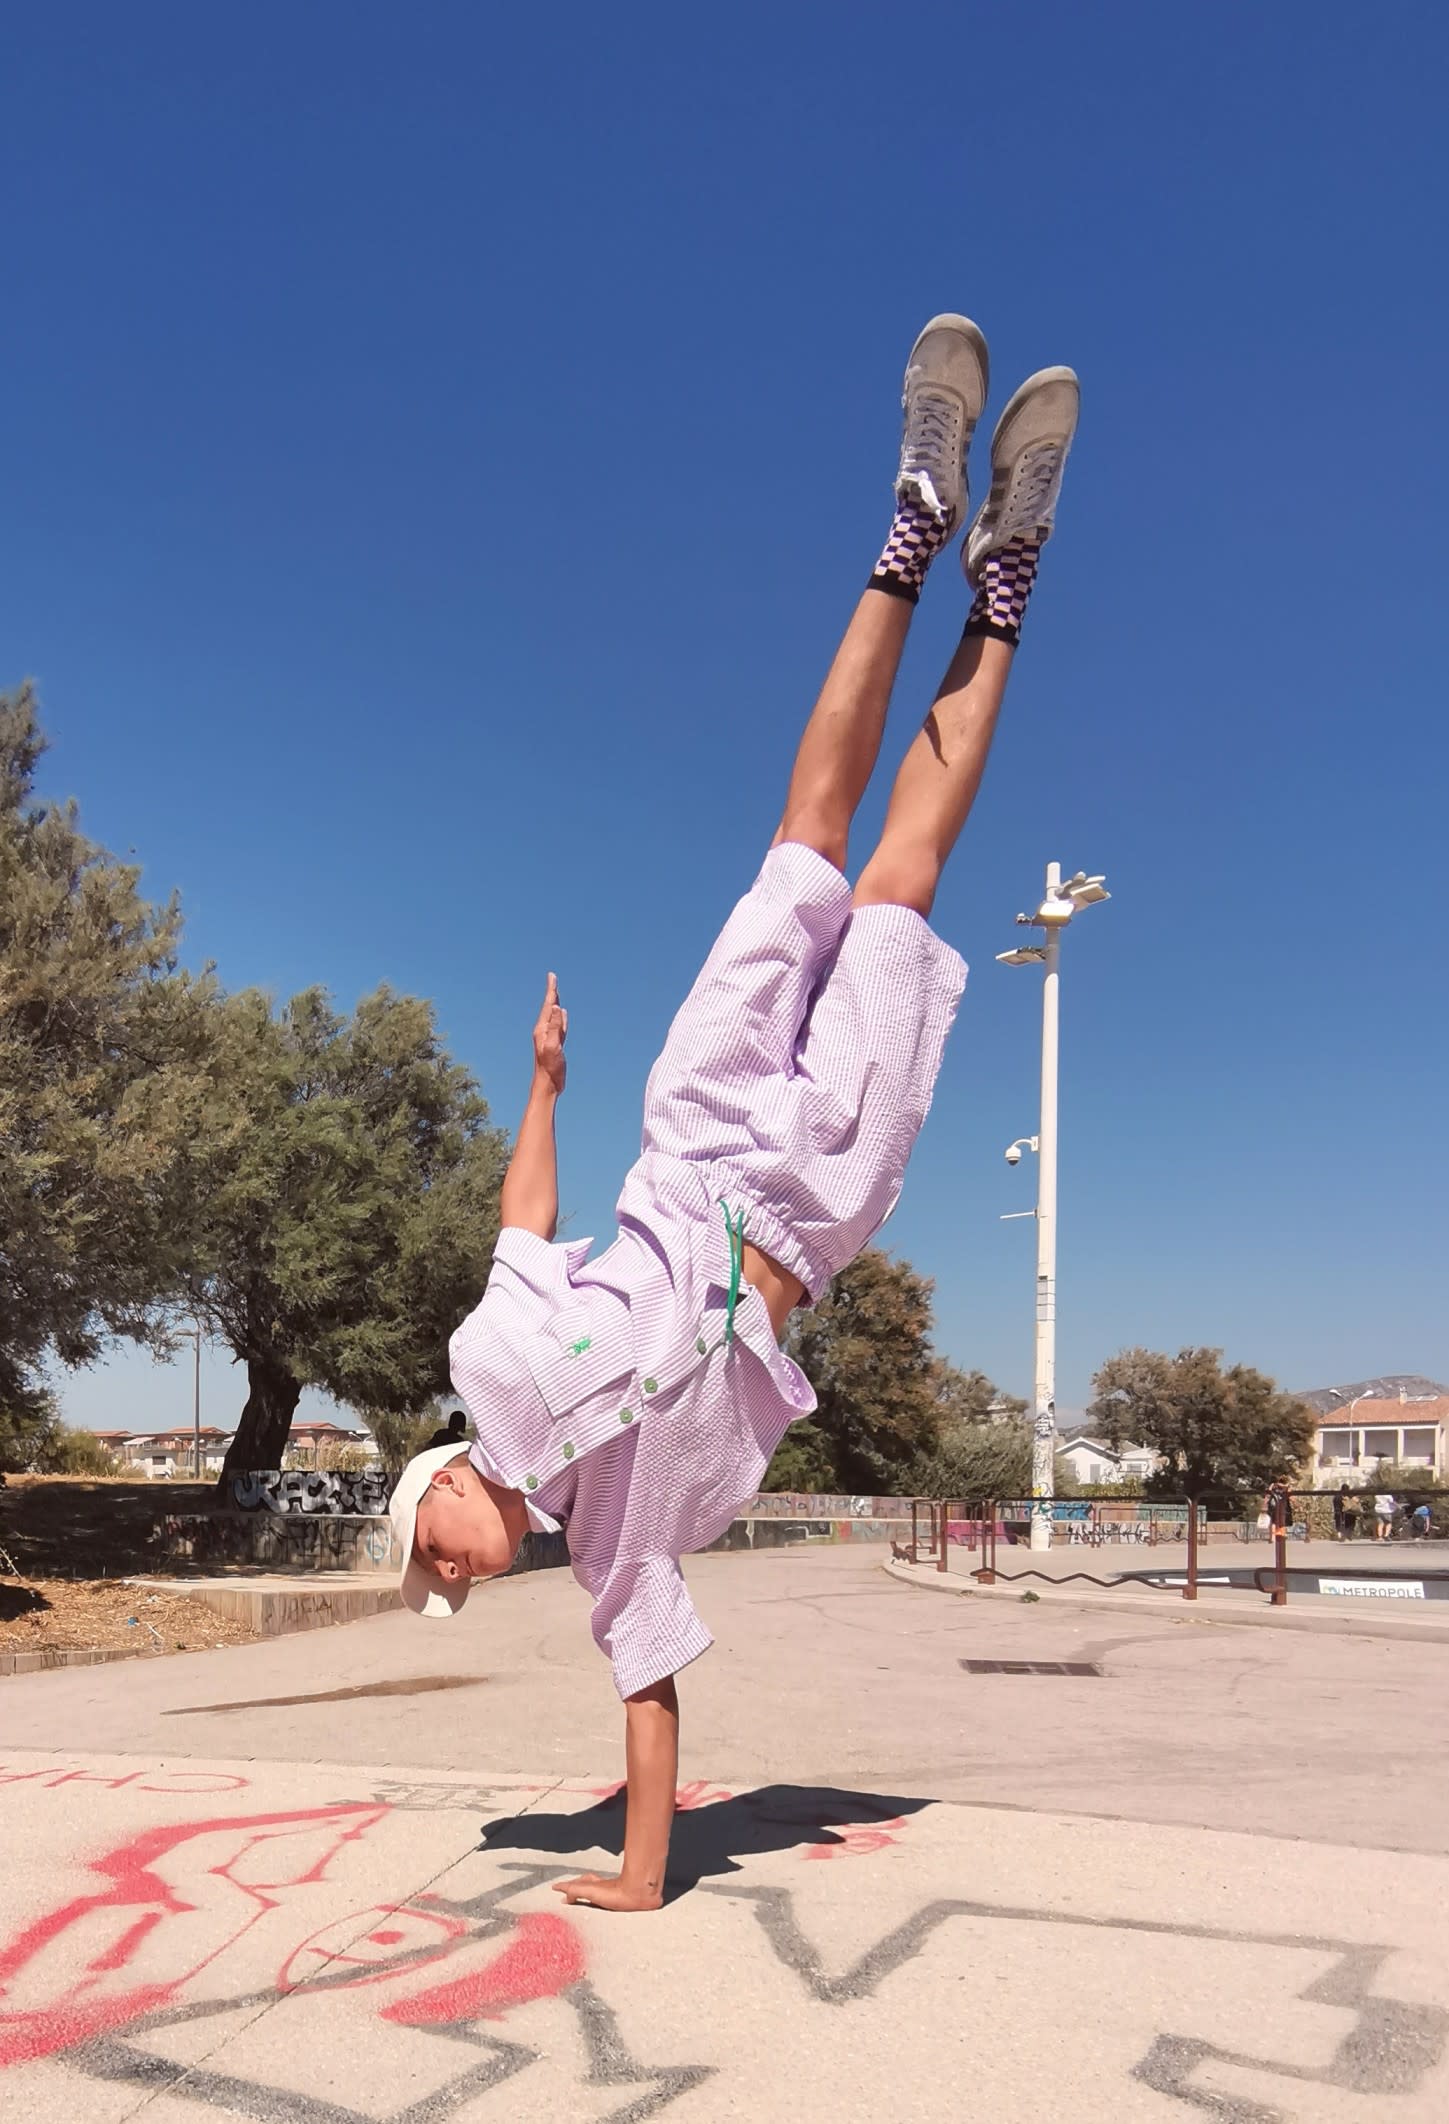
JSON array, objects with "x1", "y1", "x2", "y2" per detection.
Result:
[
  {"x1": 179, "y1": 1318, "x2": 204, "y2": 1478},
  {"x1": 192, "y1": 1321, "x2": 202, "y2": 1479},
  {"x1": 999, "y1": 862, "x2": 1110, "y2": 1552}
]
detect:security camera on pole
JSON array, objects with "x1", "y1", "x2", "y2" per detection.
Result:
[{"x1": 998, "y1": 863, "x2": 1110, "y2": 1552}]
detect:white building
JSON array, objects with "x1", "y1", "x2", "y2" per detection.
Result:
[
  {"x1": 1306, "y1": 1384, "x2": 1448, "y2": 1489},
  {"x1": 1058, "y1": 1434, "x2": 1159, "y2": 1487},
  {"x1": 88, "y1": 1419, "x2": 377, "y2": 1478},
  {"x1": 108, "y1": 1427, "x2": 235, "y2": 1478}
]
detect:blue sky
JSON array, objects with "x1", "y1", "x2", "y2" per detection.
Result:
[{"x1": 5, "y1": 1, "x2": 1446, "y2": 1438}]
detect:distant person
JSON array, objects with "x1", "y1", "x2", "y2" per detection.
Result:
[
  {"x1": 1264, "y1": 1477, "x2": 1294, "y2": 1542},
  {"x1": 1411, "y1": 1500, "x2": 1432, "y2": 1540},
  {"x1": 1373, "y1": 1491, "x2": 1395, "y2": 1541},
  {"x1": 1335, "y1": 1485, "x2": 1359, "y2": 1542},
  {"x1": 425, "y1": 1409, "x2": 470, "y2": 1453}
]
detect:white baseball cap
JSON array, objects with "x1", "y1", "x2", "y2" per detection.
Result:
[{"x1": 390, "y1": 1444, "x2": 475, "y2": 1619}]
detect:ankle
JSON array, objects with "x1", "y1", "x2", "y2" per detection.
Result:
[
  {"x1": 870, "y1": 496, "x2": 952, "y2": 606},
  {"x1": 964, "y1": 535, "x2": 1042, "y2": 647}
]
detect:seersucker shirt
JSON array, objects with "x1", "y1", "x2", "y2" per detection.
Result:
[{"x1": 449, "y1": 1151, "x2": 817, "y2": 1698}]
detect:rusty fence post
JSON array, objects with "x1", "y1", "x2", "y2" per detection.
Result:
[
  {"x1": 936, "y1": 1500, "x2": 949, "y2": 1572},
  {"x1": 1182, "y1": 1497, "x2": 1199, "y2": 1600},
  {"x1": 1270, "y1": 1514, "x2": 1288, "y2": 1606},
  {"x1": 908, "y1": 1498, "x2": 919, "y2": 1566},
  {"x1": 973, "y1": 1499, "x2": 998, "y2": 1584}
]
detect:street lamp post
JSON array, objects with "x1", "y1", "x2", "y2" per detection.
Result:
[
  {"x1": 1323, "y1": 1387, "x2": 1371, "y2": 1488},
  {"x1": 180, "y1": 1319, "x2": 203, "y2": 1479},
  {"x1": 193, "y1": 1323, "x2": 202, "y2": 1479},
  {"x1": 999, "y1": 862, "x2": 1110, "y2": 1553}
]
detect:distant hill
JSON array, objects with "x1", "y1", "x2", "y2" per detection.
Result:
[{"x1": 1295, "y1": 1375, "x2": 1449, "y2": 1414}]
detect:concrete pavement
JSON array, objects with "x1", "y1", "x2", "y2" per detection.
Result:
[{"x1": 3, "y1": 1546, "x2": 1448, "y2": 2121}]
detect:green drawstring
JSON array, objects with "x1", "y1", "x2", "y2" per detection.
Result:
[
  {"x1": 694, "y1": 1201, "x2": 748, "y2": 1358},
  {"x1": 719, "y1": 1199, "x2": 748, "y2": 1346}
]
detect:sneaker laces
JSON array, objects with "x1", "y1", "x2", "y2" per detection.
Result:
[
  {"x1": 994, "y1": 441, "x2": 1064, "y2": 541},
  {"x1": 899, "y1": 387, "x2": 963, "y2": 517}
]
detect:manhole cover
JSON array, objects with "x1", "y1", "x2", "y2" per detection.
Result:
[{"x1": 960, "y1": 1659, "x2": 1103, "y2": 1676}]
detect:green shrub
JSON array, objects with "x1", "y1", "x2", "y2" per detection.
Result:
[{"x1": 39, "y1": 1426, "x2": 123, "y2": 1476}]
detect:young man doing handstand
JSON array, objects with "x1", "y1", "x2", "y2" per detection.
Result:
[{"x1": 388, "y1": 314, "x2": 1079, "y2": 1909}]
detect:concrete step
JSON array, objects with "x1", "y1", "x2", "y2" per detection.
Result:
[{"x1": 124, "y1": 1574, "x2": 402, "y2": 1637}]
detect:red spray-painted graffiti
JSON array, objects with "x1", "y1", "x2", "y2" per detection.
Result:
[
  {"x1": 802, "y1": 1816, "x2": 908, "y2": 1860},
  {"x1": 576, "y1": 1778, "x2": 734, "y2": 1812},
  {"x1": 278, "y1": 1899, "x2": 468, "y2": 1992},
  {"x1": 0, "y1": 1794, "x2": 660, "y2": 2118},
  {"x1": 382, "y1": 1911, "x2": 586, "y2": 2024},
  {"x1": 279, "y1": 1900, "x2": 586, "y2": 2022},
  {"x1": 0, "y1": 1801, "x2": 383, "y2": 2068},
  {"x1": 0, "y1": 1767, "x2": 916, "y2": 2114},
  {"x1": 3, "y1": 1772, "x2": 1434, "y2": 2124},
  {"x1": 0, "y1": 1794, "x2": 598, "y2": 2075},
  {"x1": 0, "y1": 1765, "x2": 251, "y2": 1794}
]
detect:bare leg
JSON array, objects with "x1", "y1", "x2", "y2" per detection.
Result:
[
  {"x1": 854, "y1": 632, "x2": 1015, "y2": 916},
  {"x1": 771, "y1": 588, "x2": 913, "y2": 872}
]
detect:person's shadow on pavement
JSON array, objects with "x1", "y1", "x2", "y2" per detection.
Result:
[{"x1": 477, "y1": 1784, "x2": 934, "y2": 1901}]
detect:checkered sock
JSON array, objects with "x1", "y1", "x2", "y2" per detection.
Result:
[
  {"x1": 963, "y1": 536, "x2": 1042, "y2": 647},
  {"x1": 869, "y1": 497, "x2": 953, "y2": 606}
]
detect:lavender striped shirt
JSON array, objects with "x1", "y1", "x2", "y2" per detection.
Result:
[
  {"x1": 450, "y1": 842, "x2": 963, "y2": 1700},
  {"x1": 451, "y1": 1197, "x2": 816, "y2": 1699}
]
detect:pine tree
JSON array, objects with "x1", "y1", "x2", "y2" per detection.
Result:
[{"x1": 0, "y1": 686, "x2": 215, "y2": 1466}]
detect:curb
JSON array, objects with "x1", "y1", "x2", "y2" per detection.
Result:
[
  {"x1": 125, "y1": 1576, "x2": 403, "y2": 1637},
  {"x1": 880, "y1": 1557, "x2": 1449, "y2": 1645},
  {"x1": 0, "y1": 1644, "x2": 154, "y2": 1676}
]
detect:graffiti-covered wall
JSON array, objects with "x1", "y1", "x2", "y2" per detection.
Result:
[
  {"x1": 228, "y1": 1470, "x2": 390, "y2": 1516},
  {"x1": 745, "y1": 1494, "x2": 911, "y2": 1518},
  {"x1": 229, "y1": 1478, "x2": 921, "y2": 1521}
]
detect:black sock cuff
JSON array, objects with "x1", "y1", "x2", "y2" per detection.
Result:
[
  {"x1": 962, "y1": 614, "x2": 1021, "y2": 647},
  {"x1": 868, "y1": 570, "x2": 921, "y2": 607}
]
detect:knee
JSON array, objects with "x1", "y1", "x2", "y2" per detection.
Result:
[
  {"x1": 853, "y1": 850, "x2": 937, "y2": 919},
  {"x1": 773, "y1": 808, "x2": 849, "y2": 873}
]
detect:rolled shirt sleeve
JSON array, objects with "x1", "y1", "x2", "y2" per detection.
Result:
[
  {"x1": 449, "y1": 1228, "x2": 597, "y2": 1405},
  {"x1": 449, "y1": 1228, "x2": 600, "y2": 1533},
  {"x1": 483, "y1": 1228, "x2": 596, "y2": 1312}
]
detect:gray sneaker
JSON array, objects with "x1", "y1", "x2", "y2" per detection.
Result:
[
  {"x1": 963, "y1": 366, "x2": 1080, "y2": 585},
  {"x1": 895, "y1": 314, "x2": 990, "y2": 534}
]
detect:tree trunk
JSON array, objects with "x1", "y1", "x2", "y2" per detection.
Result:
[{"x1": 217, "y1": 1357, "x2": 303, "y2": 1490}]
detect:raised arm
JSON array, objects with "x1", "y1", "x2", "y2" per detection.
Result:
[{"x1": 498, "y1": 973, "x2": 567, "y2": 1241}]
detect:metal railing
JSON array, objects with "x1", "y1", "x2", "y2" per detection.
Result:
[{"x1": 895, "y1": 1488, "x2": 1449, "y2": 1606}]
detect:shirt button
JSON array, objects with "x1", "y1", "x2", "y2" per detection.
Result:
[
  {"x1": 562, "y1": 1442, "x2": 575, "y2": 1459},
  {"x1": 643, "y1": 1377, "x2": 658, "y2": 1395},
  {"x1": 524, "y1": 1475, "x2": 539, "y2": 1491},
  {"x1": 618, "y1": 1409, "x2": 634, "y2": 1425},
  {"x1": 696, "y1": 1338, "x2": 707, "y2": 1354}
]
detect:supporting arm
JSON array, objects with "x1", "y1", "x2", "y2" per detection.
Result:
[{"x1": 553, "y1": 1675, "x2": 679, "y2": 1913}]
